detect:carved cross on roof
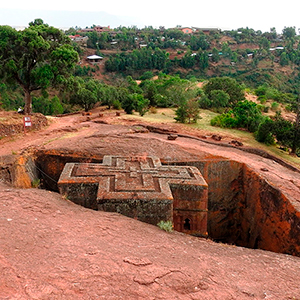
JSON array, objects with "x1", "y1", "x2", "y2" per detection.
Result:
[{"x1": 58, "y1": 155, "x2": 208, "y2": 236}]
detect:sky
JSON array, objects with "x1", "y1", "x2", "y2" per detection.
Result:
[{"x1": 0, "y1": 0, "x2": 299, "y2": 33}]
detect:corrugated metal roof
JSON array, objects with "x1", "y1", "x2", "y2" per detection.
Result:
[{"x1": 87, "y1": 55, "x2": 103, "y2": 60}]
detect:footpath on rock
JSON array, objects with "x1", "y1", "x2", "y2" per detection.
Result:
[{"x1": 0, "y1": 109, "x2": 300, "y2": 299}]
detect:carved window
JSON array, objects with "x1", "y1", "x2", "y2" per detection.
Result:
[{"x1": 184, "y1": 218, "x2": 191, "y2": 230}]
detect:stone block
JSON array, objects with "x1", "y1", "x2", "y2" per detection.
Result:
[{"x1": 58, "y1": 155, "x2": 208, "y2": 236}]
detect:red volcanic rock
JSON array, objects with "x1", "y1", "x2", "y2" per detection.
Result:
[
  {"x1": 0, "y1": 111, "x2": 300, "y2": 299},
  {"x1": 58, "y1": 155, "x2": 208, "y2": 237},
  {"x1": 0, "y1": 183, "x2": 300, "y2": 299}
]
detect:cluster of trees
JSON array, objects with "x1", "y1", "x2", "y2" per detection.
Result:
[
  {"x1": 105, "y1": 48, "x2": 210, "y2": 73},
  {"x1": 199, "y1": 77, "x2": 300, "y2": 154},
  {"x1": 0, "y1": 19, "x2": 79, "y2": 114},
  {"x1": 105, "y1": 48, "x2": 170, "y2": 72}
]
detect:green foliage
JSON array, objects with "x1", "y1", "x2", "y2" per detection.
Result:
[
  {"x1": 271, "y1": 101, "x2": 280, "y2": 111},
  {"x1": 105, "y1": 48, "x2": 169, "y2": 72},
  {"x1": 0, "y1": 82, "x2": 23, "y2": 110},
  {"x1": 67, "y1": 77, "x2": 102, "y2": 111},
  {"x1": 121, "y1": 93, "x2": 149, "y2": 115},
  {"x1": 140, "y1": 71, "x2": 154, "y2": 80},
  {"x1": 282, "y1": 26, "x2": 296, "y2": 39},
  {"x1": 211, "y1": 47, "x2": 220, "y2": 63},
  {"x1": 0, "y1": 19, "x2": 78, "y2": 114},
  {"x1": 74, "y1": 65, "x2": 96, "y2": 77},
  {"x1": 211, "y1": 100, "x2": 264, "y2": 132},
  {"x1": 198, "y1": 94, "x2": 212, "y2": 109},
  {"x1": 135, "y1": 94, "x2": 150, "y2": 116},
  {"x1": 157, "y1": 220, "x2": 173, "y2": 232},
  {"x1": 140, "y1": 80, "x2": 158, "y2": 106},
  {"x1": 280, "y1": 52, "x2": 289, "y2": 66},
  {"x1": 272, "y1": 116, "x2": 294, "y2": 147},
  {"x1": 51, "y1": 96, "x2": 64, "y2": 114},
  {"x1": 233, "y1": 100, "x2": 264, "y2": 132},
  {"x1": 112, "y1": 99, "x2": 122, "y2": 110},
  {"x1": 254, "y1": 84, "x2": 267, "y2": 96},
  {"x1": 31, "y1": 179, "x2": 41, "y2": 188},
  {"x1": 203, "y1": 77, "x2": 245, "y2": 106},
  {"x1": 210, "y1": 111, "x2": 238, "y2": 128},
  {"x1": 210, "y1": 90, "x2": 230, "y2": 107},
  {"x1": 32, "y1": 95, "x2": 64, "y2": 115},
  {"x1": 174, "y1": 106, "x2": 188, "y2": 123},
  {"x1": 255, "y1": 113, "x2": 300, "y2": 153},
  {"x1": 255, "y1": 118, "x2": 275, "y2": 145},
  {"x1": 175, "y1": 98, "x2": 200, "y2": 123},
  {"x1": 189, "y1": 34, "x2": 209, "y2": 51},
  {"x1": 102, "y1": 85, "x2": 119, "y2": 109}
]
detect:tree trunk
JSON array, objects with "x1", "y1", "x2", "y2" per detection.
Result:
[{"x1": 24, "y1": 89, "x2": 32, "y2": 115}]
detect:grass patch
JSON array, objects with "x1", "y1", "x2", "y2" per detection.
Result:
[
  {"x1": 121, "y1": 108, "x2": 300, "y2": 169},
  {"x1": 157, "y1": 220, "x2": 173, "y2": 232},
  {"x1": 121, "y1": 108, "x2": 176, "y2": 123}
]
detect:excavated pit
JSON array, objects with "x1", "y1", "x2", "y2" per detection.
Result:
[{"x1": 4, "y1": 150, "x2": 300, "y2": 257}]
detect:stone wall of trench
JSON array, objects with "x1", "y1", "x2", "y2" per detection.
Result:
[
  {"x1": 171, "y1": 159, "x2": 300, "y2": 256},
  {"x1": 2, "y1": 151, "x2": 300, "y2": 256}
]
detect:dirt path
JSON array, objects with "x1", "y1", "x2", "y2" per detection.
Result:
[{"x1": 0, "y1": 113, "x2": 85, "y2": 156}]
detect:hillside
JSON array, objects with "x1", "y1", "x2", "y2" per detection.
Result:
[{"x1": 71, "y1": 26, "x2": 300, "y2": 92}]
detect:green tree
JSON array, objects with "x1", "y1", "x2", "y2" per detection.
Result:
[
  {"x1": 185, "y1": 98, "x2": 200, "y2": 123},
  {"x1": 196, "y1": 49, "x2": 209, "y2": 70},
  {"x1": 221, "y1": 42, "x2": 232, "y2": 58},
  {"x1": 210, "y1": 90, "x2": 230, "y2": 107},
  {"x1": 67, "y1": 77, "x2": 101, "y2": 111},
  {"x1": 259, "y1": 37, "x2": 270, "y2": 50},
  {"x1": 0, "y1": 19, "x2": 78, "y2": 114},
  {"x1": 174, "y1": 105, "x2": 188, "y2": 123},
  {"x1": 287, "y1": 96, "x2": 300, "y2": 154},
  {"x1": 211, "y1": 47, "x2": 220, "y2": 63},
  {"x1": 282, "y1": 26, "x2": 296, "y2": 39},
  {"x1": 135, "y1": 94, "x2": 150, "y2": 116},
  {"x1": 203, "y1": 77, "x2": 245, "y2": 105},
  {"x1": 140, "y1": 80, "x2": 158, "y2": 106},
  {"x1": 122, "y1": 93, "x2": 139, "y2": 114},
  {"x1": 233, "y1": 100, "x2": 264, "y2": 132},
  {"x1": 280, "y1": 52, "x2": 289, "y2": 66},
  {"x1": 211, "y1": 100, "x2": 264, "y2": 132},
  {"x1": 256, "y1": 118, "x2": 275, "y2": 145}
]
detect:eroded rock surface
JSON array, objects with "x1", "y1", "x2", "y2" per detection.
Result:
[{"x1": 0, "y1": 183, "x2": 300, "y2": 300}]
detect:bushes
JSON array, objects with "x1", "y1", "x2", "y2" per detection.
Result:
[
  {"x1": 122, "y1": 93, "x2": 149, "y2": 115},
  {"x1": 210, "y1": 90, "x2": 230, "y2": 107},
  {"x1": 210, "y1": 100, "x2": 264, "y2": 132},
  {"x1": 255, "y1": 115, "x2": 300, "y2": 152},
  {"x1": 255, "y1": 118, "x2": 275, "y2": 145},
  {"x1": 32, "y1": 95, "x2": 64, "y2": 115},
  {"x1": 271, "y1": 101, "x2": 280, "y2": 111},
  {"x1": 210, "y1": 112, "x2": 238, "y2": 128},
  {"x1": 203, "y1": 77, "x2": 245, "y2": 105}
]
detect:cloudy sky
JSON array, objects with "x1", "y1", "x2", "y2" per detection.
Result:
[{"x1": 0, "y1": 0, "x2": 299, "y2": 33}]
